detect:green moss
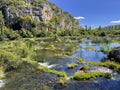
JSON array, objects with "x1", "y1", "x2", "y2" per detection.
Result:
[
  {"x1": 76, "y1": 57, "x2": 85, "y2": 63},
  {"x1": 72, "y1": 72, "x2": 111, "y2": 81},
  {"x1": 88, "y1": 61, "x2": 120, "y2": 73},
  {"x1": 82, "y1": 65, "x2": 90, "y2": 73},
  {"x1": 38, "y1": 65, "x2": 67, "y2": 78},
  {"x1": 59, "y1": 77, "x2": 66, "y2": 86},
  {"x1": 67, "y1": 63, "x2": 78, "y2": 69}
]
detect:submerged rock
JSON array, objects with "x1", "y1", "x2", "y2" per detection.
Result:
[{"x1": 54, "y1": 78, "x2": 120, "y2": 90}]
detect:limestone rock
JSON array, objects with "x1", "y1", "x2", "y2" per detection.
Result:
[{"x1": 0, "y1": 0, "x2": 80, "y2": 30}]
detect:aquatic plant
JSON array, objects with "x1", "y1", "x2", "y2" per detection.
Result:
[
  {"x1": 88, "y1": 61, "x2": 120, "y2": 73},
  {"x1": 100, "y1": 43, "x2": 111, "y2": 54},
  {"x1": 59, "y1": 77, "x2": 66, "y2": 86},
  {"x1": 38, "y1": 65, "x2": 67, "y2": 78},
  {"x1": 76, "y1": 57, "x2": 85, "y2": 63},
  {"x1": 67, "y1": 63, "x2": 78, "y2": 69},
  {"x1": 82, "y1": 65, "x2": 90, "y2": 73},
  {"x1": 71, "y1": 72, "x2": 111, "y2": 80}
]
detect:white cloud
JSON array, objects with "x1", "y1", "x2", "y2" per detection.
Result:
[
  {"x1": 74, "y1": 16, "x2": 85, "y2": 20},
  {"x1": 110, "y1": 20, "x2": 120, "y2": 24}
]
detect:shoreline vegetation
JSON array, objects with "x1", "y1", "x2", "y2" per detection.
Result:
[
  {"x1": 0, "y1": 37, "x2": 119, "y2": 82},
  {"x1": 0, "y1": 0, "x2": 120, "y2": 89}
]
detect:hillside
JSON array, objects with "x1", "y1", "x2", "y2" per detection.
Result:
[{"x1": 0, "y1": 0, "x2": 80, "y2": 40}]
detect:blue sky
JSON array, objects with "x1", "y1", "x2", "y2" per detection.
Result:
[{"x1": 49, "y1": 0, "x2": 120, "y2": 28}]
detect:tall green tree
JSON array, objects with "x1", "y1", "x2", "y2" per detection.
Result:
[{"x1": 98, "y1": 26, "x2": 102, "y2": 30}]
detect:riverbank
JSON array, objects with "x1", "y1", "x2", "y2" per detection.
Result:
[{"x1": 0, "y1": 37, "x2": 120, "y2": 90}]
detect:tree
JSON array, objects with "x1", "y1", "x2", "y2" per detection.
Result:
[
  {"x1": 0, "y1": 0, "x2": 26, "y2": 8},
  {"x1": 88, "y1": 26, "x2": 91, "y2": 30},
  {"x1": 85, "y1": 25, "x2": 88, "y2": 30},
  {"x1": 98, "y1": 26, "x2": 102, "y2": 30}
]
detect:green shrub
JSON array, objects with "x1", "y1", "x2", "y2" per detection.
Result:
[
  {"x1": 67, "y1": 63, "x2": 78, "y2": 69},
  {"x1": 0, "y1": 49, "x2": 22, "y2": 72},
  {"x1": 59, "y1": 78, "x2": 66, "y2": 86},
  {"x1": 76, "y1": 58, "x2": 85, "y2": 63},
  {"x1": 82, "y1": 65, "x2": 90, "y2": 73}
]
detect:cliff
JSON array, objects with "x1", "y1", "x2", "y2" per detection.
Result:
[{"x1": 0, "y1": 0, "x2": 80, "y2": 31}]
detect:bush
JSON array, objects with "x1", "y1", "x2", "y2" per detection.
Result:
[
  {"x1": 82, "y1": 65, "x2": 90, "y2": 73},
  {"x1": 99, "y1": 32, "x2": 106, "y2": 36},
  {"x1": 0, "y1": 49, "x2": 22, "y2": 72},
  {"x1": 59, "y1": 78, "x2": 66, "y2": 86},
  {"x1": 76, "y1": 58, "x2": 85, "y2": 63}
]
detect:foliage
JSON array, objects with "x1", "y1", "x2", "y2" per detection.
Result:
[
  {"x1": 67, "y1": 63, "x2": 78, "y2": 69},
  {"x1": 0, "y1": 0, "x2": 119, "y2": 41},
  {"x1": 0, "y1": 39, "x2": 77, "y2": 78},
  {"x1": 59, "y1": 77, "x2": 66, "y2": 86},
  {"x1": 82, "y1": 65, "x2": 90, "y2": 73},
  {"x1": 38, "y1": 65, "x2": 67, "y2": 78},
  {"x1": 0, "y1": 0, "x2": 26, "y2": 8},
  {"x1": 104, "y1": 24, "x2": 120, "y2": 30},
  {"x1": 76, "y1": 58, "x2": 85, "y2": 63},
  {"x1": 31, "y1": 0, "x2": 48, "y2": 6},
  {"x1": 72, "y1": 72, "x2": 111, "y2": 80},
  {"x1": 0, "y1": 11, "x2": 4, "y2": 28},
  {"x1": 88, "y1": 61, "x2": 120, "y2": 73}
]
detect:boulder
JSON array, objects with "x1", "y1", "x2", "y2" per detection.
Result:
[{"x1": 108, "y1": 48, "x2": 120, "y2": 63}]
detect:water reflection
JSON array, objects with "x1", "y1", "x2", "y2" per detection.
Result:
[
  {"x1": 72, "y1": 49, "x2": 106, "y2": 62},
  {"x1": 39, "y1": 40, "x2": 120, "y2": 79},
  {"x1": 72, "y1": 40, "x2": 120, "y2": 62}
]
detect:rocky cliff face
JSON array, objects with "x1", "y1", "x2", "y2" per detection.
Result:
[
  {"x1": 0, "y1": 0, "x2": 79, "y2": 30},
  {"x1": 3, "y1": 3, "x2": 60, "y2": 22}
]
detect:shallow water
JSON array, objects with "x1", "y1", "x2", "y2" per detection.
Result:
[
  {"x1": 39, "y1": 57, "x2": 83, "y2": 76},
  {"x1": 0, "y1": 80, "x2": 4, "y2": 88},
  {"x1": 72, "y1": 49, "x2": 107, "y2": 62},
  {"x1": 72, "y1": 40, "x2": 120, "y2": 62},
  {"x1": 40, "y1": 40, "x2": 120, "y2": 79}
]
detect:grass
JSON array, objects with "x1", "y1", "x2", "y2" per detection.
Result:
[
  {"x1": 81, "y1": 65, "x2": 90, "y2": 73},
  {"x1": 76, "y1": 56, "x2": 120, "y2": 73},
  {"x1": 71, "y1": 71, "x2": 111, "y2": 80},
  {"x1": 0, "y1": 67, "x2": 4, "y2": 74},
  {"x1": 0, "y1": 38, "x2": 79, "y2": 84},
  {"x1": 76, "y1": 57, "x2": 85, "y2": 63},
  {"x1": 21, "y1": 58, "x2": 67, "y2": 78},
  {"x1": 0, "y1": 37, "x2": 119, "y2": 83},
  {"x1": 38, "y1": 65, "x2": 67, "y2": 78},
  {"x1": 0, "y1": 66, "x2": 5, "y2": 79},
  {"x1": 67, "y1": 63, "x2": 78, "y2": 69},
  {"x1": 88, "y1": 61, "x2": 120, "y2": 73},
  {"x1": 59, "y1": 77, "x2": 66, "y2": 86}
]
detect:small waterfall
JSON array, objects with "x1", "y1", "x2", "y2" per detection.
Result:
[
  {"x1": 38, "y1": 62, "x2": 58, "y2": 68},
  {"x1": 0, "y1": 80, "x2": 4, "y2": 88}
]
